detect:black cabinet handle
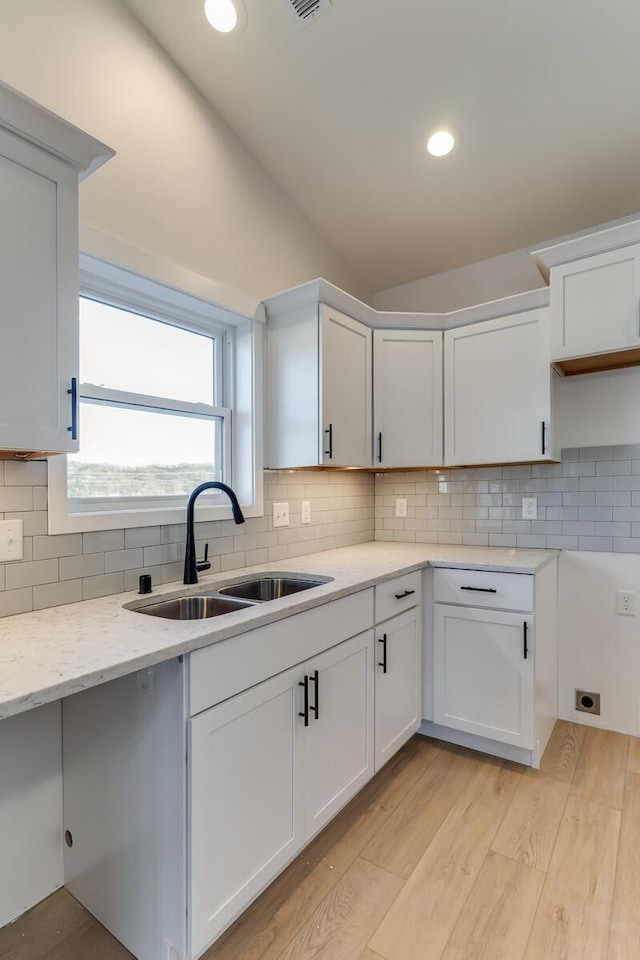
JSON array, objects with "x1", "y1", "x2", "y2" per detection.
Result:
[
  {"x1": 523, "y1": 621, "x2": 528, "y2": 660},
  {"x1": 67, "y1": 377, "x2": 78, "y2": 440},
  {"x1": 309, "y1": 669, "x2": 319, "y2": 721},
  {"x1": 377, "y1": 432, "x2": 383, "y2": 463},
  {"x1": 395, "y1": 589, "x2": 415, "y2": 600},
  {"x1": 324, "y1": 423, "x2": 333, "y2": 459},
  {"x1": 541, "y1": 421, "x2": 546, "y2": 456},
  {"x1": 378, "y1": 634, "x2": 388, "y2": 673},
  {"x1": 460, "y1": 586, "x2": 497, "y2": 593},
  {"x1": 298, "y1": 675, "x2": 309, "y2": 726}
]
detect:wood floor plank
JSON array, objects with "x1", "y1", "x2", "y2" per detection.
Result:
[
  {"x1": 607, "y1": 771, "x2": 640, "y2": 960},
  {"x1": 368, "y1": 761, "x2": 520, "y2": 960},
  {"x1": 626, "y1": 736, "x2": 640, "y2": 774},
  {"x1": 0, "y1": 890, "x2": 133, "y2": 960},
  {"x1": 439, "y1": 851, "x2": 545, "y2": 960},
  {"x1": 523, "y1": 795, "x2": 620, "y2": 960},
  {"x1": 276, "y1": 858, "x2": 402, "y2": 960},
  {"x1": 361, "y1": 747, "x2": 483, "y2": 879},
  {"x1": 491, "y1": 770, "x2": 570, "y2": 872},
  {"x1": 538, "y1": 720, "x2": 586, "y2": 782},
  {"x1": 208, "y1": 736, "x2": 435, "y2": 960},
  {"x1": 570, "y1": 728, "x2": 628, "y2": 810}
]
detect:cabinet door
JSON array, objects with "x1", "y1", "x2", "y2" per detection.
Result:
[
  {"x1": 188, "y1": 666, "x2": 304, "y2": 958},
  {"x1": 373, "y1": 329, "x2": 443, "y2": 467},
  {"x1": 0, "y1": 128, "x2": 79, "y2": 454},
  {"x1": 320, "y1": 306, "x2": 372, "y2": 467},
  {"x1": 444, "y1": 308, "x2": 555, "y2": 465},
  {"x1": 433, "y1": 605, "x2": 534, "y2": 749},
  {"x1": 550, "y1": 245, "x2": 640, "y2": 360},
  {"x1": 374, "y1": 608, "x2": 421, "y2": 771},
  {"x1": 303, "y1": 630, "x2": 374, "y2": 838}
]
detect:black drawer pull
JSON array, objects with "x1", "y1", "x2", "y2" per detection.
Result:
[
  {"x1": 298, "y1": 675, "x2": 309, "y2": 726},
  {"x1": 378, "y1": 634, "x2": 388, "y2": 673},
  {"x1": 460, "y1": 586, "x2": 497, "y2": 593},
  {"x1": 309, "y1": 669, "x2": 319, "y2": 721},
  {"x1": 377, "y1": 432, "x2": 383, "y2": 463},
  {"x1": 324, "y1": 423, "x2": 333, "y2": 459},
  {"x1": 523, "y1": 621, "x2": 529, "y2": 660},
  {"x1": 395, "y1": 589, "x2": 415, "y2": 600}
]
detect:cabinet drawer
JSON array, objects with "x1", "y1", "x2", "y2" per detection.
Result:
[
  {"x1": 375, "y1": 571, "x2": 422, "y2": 624},
  {"x1": 188, "y1": 588, "x2": 374, "y2": 716},
  {"x1": 433, "y1": 567, "x2": 533, "y2": 611}
]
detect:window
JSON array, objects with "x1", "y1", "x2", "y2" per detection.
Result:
[
  {"x1": 48, "y1": 248, "x2": 263, "y2": 533},
  {"x1": 68, "y1": 296, "x2": 230, "y2": 507}
]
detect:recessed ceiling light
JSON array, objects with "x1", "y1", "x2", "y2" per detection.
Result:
[
  {"x1": 426, "y1": 130, "x2": 455, "y2": 157},
  {"x1": 204, "y1": 0, "x2": 239, "y2": 32}
]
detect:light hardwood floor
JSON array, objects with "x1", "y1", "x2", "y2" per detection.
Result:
[{"x1": 2, "y1": 722, "x2": 638, "y2": 960}]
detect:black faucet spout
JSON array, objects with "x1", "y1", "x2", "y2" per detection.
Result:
[{"x1": 183, "y1": 482, "x2": 245, "y2": 584}]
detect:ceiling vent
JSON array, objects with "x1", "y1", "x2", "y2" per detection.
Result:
[{"x1": 286, "y1": 0, "x2": 332, "y2": 24}]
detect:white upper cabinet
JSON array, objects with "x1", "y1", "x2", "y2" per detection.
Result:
[
  {"x1": 265, "y1": 289, "x2": 371, "y2": 468},
  {"x1": 533, "y1": 220, "x2": 640, "y2": 375},
  {"x1": 0, "y1": 83, "x2": 112, "y2": 457},
  {"x1": 373, "y1": 329, "x2": 443, "y2": 467},
  {"x1": 320, "y1": 306, "x2": 372, "y2": 467},
  {"x1": 444, "y1": 307, "x2": 558, "y2": 466}
]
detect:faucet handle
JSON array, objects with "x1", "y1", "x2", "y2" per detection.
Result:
[{"x1": 196, "y1": 542, "x2": 211, "y2": 573}]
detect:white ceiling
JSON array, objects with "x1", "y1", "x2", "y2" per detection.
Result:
[{"x1": 122, "y1": 0, "x2": 640, "y2": 293}]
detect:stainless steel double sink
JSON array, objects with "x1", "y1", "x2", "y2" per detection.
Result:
[{"x1": 130, "y1": 575, "x2": 332, "y2": 620}]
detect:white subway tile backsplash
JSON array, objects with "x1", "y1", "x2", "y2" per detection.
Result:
[
  {"x1": 374, "y1": 446, "x2": 640, "y2": 558},
  {"x1": 82, "y1": 573, "x2": 125, "y2": 601},
  {"x1": 33, "y1": 533, "x2": 83, "y2": 560},
  {"x1": 0, "y1": 587, "x2": 32, "y2": 616},
  {"x1": 34, "y1": 580, "x2": 83, "y2": 609},
  {"x1": 0, "y1": 487, "x2": 33, "y2": 512},
  {"x1": 6, "y1": 559, "x2": 58, "y2": 590},
  {"x1": 4, "y1": 461, "x2": 47, "y2": 486},
  {"x1": 83, "y1": 530, "x2": 125, "y2": 554}
]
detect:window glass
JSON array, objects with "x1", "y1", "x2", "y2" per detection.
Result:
[
  {"x1": 79, "y1": 298, "x2": 215, "y2": 404},
  {"x1": 68, "y1": 402, "x2": 222, "y2": 499}
]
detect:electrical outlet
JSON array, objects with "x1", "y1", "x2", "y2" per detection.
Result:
[
  {"x1": 301, "y1": 500, "x2": 311, "y2": 524},
  {"x1": 273, "y1": 502, "x2": 289, "y2": 528},
  {"x1": 395, "y1": 498, "x2": 407, "y2": 518},
  {"x1": 0, "y1": 519, "x2": 23, "y2": 561},
  {"x1": 617, "y1": 589, "x2": 636, "y2": 615},
  {"x1": 521, "y1": 497, "x2": 537, "y2": 520}
]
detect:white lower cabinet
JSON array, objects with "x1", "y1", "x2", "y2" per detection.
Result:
[
  {"x1": 188, "y1": 666, "x2": 304, "y2": 959},
  {"x1": 433, "y1": 604, "x2": 534, "y2": 749},
  {"x1": 303, "y1": 632, "x2": 374, "y2": 836},
  {"x1": 428, "y1": 561, "x2": 558, "y2": 767},
  {"x1": 189, "y1": 629, "x2": 375, "y2": 958},
  {"x1": 374, "y1": 606, "x2": 421, "y2": 770}
]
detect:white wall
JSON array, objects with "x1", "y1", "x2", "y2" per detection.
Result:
[
  {"x1": 0, "y1": 0, "x2": 369, "y2": 303},
  {"x1": 373, "y1": 246, "x2": 546, "y2": 313},
  {"x1": 558, "y1": 552, "x2": 640, "y2": 736}
]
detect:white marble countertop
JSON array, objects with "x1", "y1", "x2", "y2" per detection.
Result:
[{"x1": 0, "y1": 542, "x2": 557, "y2": 720}]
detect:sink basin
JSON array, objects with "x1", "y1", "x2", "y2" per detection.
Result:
[
  {"x1": 134, "y1": 595, "x2": 257, "y2": 620},
  {"x1": 217, "y1": 576, "x2": 331, "y2": 602}
]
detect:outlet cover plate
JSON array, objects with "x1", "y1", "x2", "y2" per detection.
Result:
[
  {"x1": 301, "y1": 500, "x2": 311, "y2": 525},
  {"x1": 522, "y1": 497, "x2": 538, "y2": 520},
  {"x1": 616, "y1": 589, "x2": 636, "y2": 615},
  {"x1": 395, "y1": 498, "x2": 407, "y2": 518}
]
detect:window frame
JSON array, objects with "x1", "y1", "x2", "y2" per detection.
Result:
[{"x1": 48, "y1": 246, "x2": 264, "y2": 534}]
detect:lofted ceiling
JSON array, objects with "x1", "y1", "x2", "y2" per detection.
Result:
[{"x1": 122, "y1": 0, "x2": 640, "y2": 293}]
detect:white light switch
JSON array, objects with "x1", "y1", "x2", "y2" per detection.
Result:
[
  {"x1": 395, "y1": 498, "x2": 407, "y2": 518},
  {"x1": 273, "y1": 502, "x2": 290, "y2": 528},
  {"x1": 0, "y1": 519, "x2": 23, "y2": 561}
]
